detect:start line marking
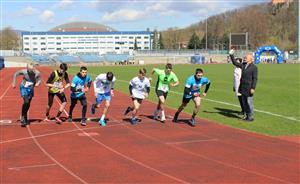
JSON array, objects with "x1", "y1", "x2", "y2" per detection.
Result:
[
  {"x1": 8, "y1": 163, "x2": 57, "y2": 171},
  {"x1": 166, "y1": 139, "x2": 219, "y2": 145},
  {"x1": 0, "y1": 120, "x2": 12, "y2": 124}
]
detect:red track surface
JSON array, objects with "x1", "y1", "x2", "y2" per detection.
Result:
[{"x1": 0, "y1": 67, "x2": 299, "y2": 183}]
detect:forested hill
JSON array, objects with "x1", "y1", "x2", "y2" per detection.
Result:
[{"x1": 161, "y1": 1, "x2": 297, "y2": 51}]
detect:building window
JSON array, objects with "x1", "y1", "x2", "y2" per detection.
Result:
[
  {"x1": 56, "y1": 37, "x2": 61, "y2": 40},
  {"x1": 41, "y1": 42, "x2": 46, "y2": 45},
  {"x1": 24, "y1": 37, "x2": 29, "y2": 40},
  {"x1": 24, "y1": 48, "x2": 30, "y2": 51},
  {"x1": 115, "y1": 47, "x2": 120, "y2": 50},
  {"x1": 40, "y1": 37, "x2": 46, "y2": 40},
  {"x1": 115, "y1": 36, "x2": 119, "y2": 39},
  {"x1": 129, "y1": 36, "x2": 134, "y2": 39},
  {"x1": 144, "y1": 47, "x2": 149, "y2": 49},
  {"x1": 41, "y1": 48, "x2": 46, "y2": 50},
  {"x1": 56, "y1": 42, "x2": 61, "y2": 45},
  {"x1": 56, "y1": 48, "x2": 61, "y2": 50},
  {"x1": 32, "y1": 37, "x2": 38, "y2": 40},
  {"x1": 144, "y1": 36, "x2": 149, "y2": 39},
  {"x1": 33, "y1": 48, "x2": 38, "y2": 50}
]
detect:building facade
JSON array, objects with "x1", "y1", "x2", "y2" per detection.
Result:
[{"x1": 22, "y1": 31, "x2": 153, "y2": 55}]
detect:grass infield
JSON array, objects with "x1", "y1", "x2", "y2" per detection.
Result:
[{"x1": 68, "y1": 63, "x2": 300, "y2": 136}]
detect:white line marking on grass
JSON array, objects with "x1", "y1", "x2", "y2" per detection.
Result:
[
  {"x1": 115, "y1": 79, "x2": 299, "y2": 122},
  {"x1": 8, "y1": 163, "x2": 57, "y2": 171},
  {"x1": 166, "y1": 139, "x2": 218, "y2": 145}
]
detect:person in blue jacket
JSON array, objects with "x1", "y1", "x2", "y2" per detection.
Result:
[
  {"x1": 67, "y1": 66, "x2": 92, "y2": 126},
  {"x1": 173, "y1": 68, "x2": 210, "y2": 126}
]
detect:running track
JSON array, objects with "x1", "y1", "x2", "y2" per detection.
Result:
[{"x1": 0, "y1": 67, "x2": 299, "y2": 183}]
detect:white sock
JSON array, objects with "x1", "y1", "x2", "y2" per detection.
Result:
[
  {"x1": 161, "y1": 110, "x2": 165, "y2": 119},
  {"x1": 100, "y1": 115, "x2": 105, "y2": 121}
]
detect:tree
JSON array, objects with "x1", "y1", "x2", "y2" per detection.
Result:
[
  {"x1": 188, "y1": 32, "x2": 201, "y2": 49},
  {"x1": 0, "y1": 27, "x2": 19, "y2": 50},
  {"x1": 158, "y1": 32, "x2": 164, "y2": 49}
]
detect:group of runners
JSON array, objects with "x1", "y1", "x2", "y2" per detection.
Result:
[{"x1": 12, "y1": 63, "x2": 210, "y2": 127}]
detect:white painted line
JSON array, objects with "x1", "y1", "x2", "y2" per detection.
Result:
[
  {"x1": 166, "y1": 139, "x2": 218, "y2": 145},
  {"x1": 69, "y1": 66, "x2": 300, "y2": 122},
  {"x1": 27, "y1": 126, "x2": 88, "y2": 184},
  {"x1": 0, "y1": 120, "x2": 12, "y2": 124},
  {"x1": 116, "y1": 79, "x2": 300, "y2": 122},
  {"x1": 65, "y1": 97, "x2": 189, "y2": 184},
  {"x1": 0, "y1": 123, "x2": 123, "y2": 144},
  {"x1": 0, "y1": 84, "x2": 11, "y2": 100},
  {"x1": 8, "y1": 163, "x2": 57, "y2": 171},
  {"x1": 77, "y1": 132, "x2": 99, "y2": 137}
]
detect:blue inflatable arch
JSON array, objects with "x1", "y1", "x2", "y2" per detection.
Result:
[{"x1": 255, "y1": 45, "x2": 283, "y2": 64}]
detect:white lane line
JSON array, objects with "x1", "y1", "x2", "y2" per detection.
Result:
[
  {"x1": 27, "y1": 124, "x2": 88, "y2": 184},
  {"x1": 65, "y1": 98, "x2": 189, "y2": 184},
  {"x1": 0, "y1": 123, "x2": 123, "y2": 144},
  {"x1": 8, "y1": 163, "x2": 57, "y2": 171},
  {"x1": 166, "y1": 139, "x2": 219, "y2": 145},
  {"x1": 122, "y1": 124, "x2": 294, "y2": 184},
  {"x1": 0, "y1": 85, "x2": 10, "y2": 100}
]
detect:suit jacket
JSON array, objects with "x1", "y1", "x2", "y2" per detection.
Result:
[{"x1": 230, "y1": 55, "x2": 258, "y2": 97}]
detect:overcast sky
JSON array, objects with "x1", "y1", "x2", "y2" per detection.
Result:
[{"x1": 1, "y1": 0, "x2": 269, "y2": 32}]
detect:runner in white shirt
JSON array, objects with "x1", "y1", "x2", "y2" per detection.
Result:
[
  {"x1": 124, "y1": 68, "x2": 150, "y2": 125},
  {"x1": 91, "y1": 72, "x2": 115, "y2": 126}
]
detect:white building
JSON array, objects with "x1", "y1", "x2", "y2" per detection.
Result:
[{"x1": 22, "y1": 31, "x2": 153, "y2": 55}]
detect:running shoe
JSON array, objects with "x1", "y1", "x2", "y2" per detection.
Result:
[
  {"x1": 190, "y1": 117, "x2": 196, "y2": 127},
  {"x1": 99, "y1": 119, "x2": 106, "y2": 126},
  {"x1": 20, "y1": 116, "x2": 26, "y2": 127},
  {"x1": 130, "y1": 118, "x2": 138, "y2": 125},
  {"x1": 81, "y1": 119, "x2": 87, "y2": 126},
  {"x1": 55, "y1": 117, "x2": 63, "y2": 124}
]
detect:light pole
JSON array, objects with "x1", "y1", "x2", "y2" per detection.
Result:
[{"x1": 205, "y1": 18, "x2": 208, "y2": 50}]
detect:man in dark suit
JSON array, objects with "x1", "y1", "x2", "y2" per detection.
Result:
[{"x1": 229, "y1": 49, "x2": 258, "y2": 121}]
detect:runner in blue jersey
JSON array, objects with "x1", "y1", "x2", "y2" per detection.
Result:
[
  {"x1": 67, "y1": 66, "x2": 92, "y2": 126},
  {"x1": 173, "y1": 68, "x2": 210, "y2": 126},
  {"x1": 12, "y1": 63, "x2": 41, "y2": 127}
]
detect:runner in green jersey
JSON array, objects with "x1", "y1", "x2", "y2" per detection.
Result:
[{"x1": 151, "y1": 63, "x2": 179, "y2": 122}]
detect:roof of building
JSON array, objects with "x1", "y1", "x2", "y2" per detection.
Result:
[{"x1": 48, "y1": 21, "x2": 116, "y2": 32}]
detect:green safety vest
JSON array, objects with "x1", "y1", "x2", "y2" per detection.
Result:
[{"x1": 49, "y1": 70, "x2": 64, "y2": 93}]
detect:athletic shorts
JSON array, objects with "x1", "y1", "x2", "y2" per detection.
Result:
[
  {"x1": 131, "y1": 97, "x2": 143, "y2": 104},
  {"x1": 96, "y1": 92, "x2": 111, "y2": 104},
  {"x1": 182, "y1": 96, "x2": 194, "y2": 104},
  {"x1": 48, "y1": 92, "x2": 67, "y2": 106},
  {"x1": 20, "y1": 85, "x2": 34, "y2": 99},
  {"x1": 156, "y1": 90, "x2": 168, "y2": 99}
]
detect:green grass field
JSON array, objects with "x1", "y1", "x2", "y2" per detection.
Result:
[{"x1": 68, "y1": 64, "x2": 300, "y2": 136}]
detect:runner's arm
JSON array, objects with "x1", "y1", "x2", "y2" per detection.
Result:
[{"x1": 12, "y1": 70, "x2": 25, "y2": 88}]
